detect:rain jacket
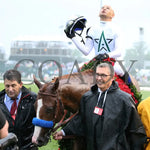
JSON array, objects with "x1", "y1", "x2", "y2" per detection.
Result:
[
  {"x1": 0, "y1": 86, "x2": 37, "y2": 150},
  {"x1": 138, "y1": 97, "x2": 150, "y2": 150},
  {"x1": 63, "y1": 81, "x2": 147, "y2": 150}
]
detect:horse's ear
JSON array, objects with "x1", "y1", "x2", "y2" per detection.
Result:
[
  {"x1": 52, "y1": 78, "x2": 59, "y2": 91},
  {"x1": 33, "y1": 75, "x2": 42, "y2": 89}
]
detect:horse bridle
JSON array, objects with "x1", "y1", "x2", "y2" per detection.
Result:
[
  {"x1": 38, "y1": 90, "x2": 62, "y2": 122},
  {"x1": 32, "y1": 90, "x2": 62, "y2": 142},
  {"x1": 33, "y1": 90, "x2": 78, "y2": 142}
]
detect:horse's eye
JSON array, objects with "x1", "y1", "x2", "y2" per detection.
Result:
[{"x1": 46, "y1": 107, "x2": 54, "y2": 113}]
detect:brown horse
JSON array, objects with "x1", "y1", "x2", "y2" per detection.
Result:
[
  {"x1": 32, "y1": 69, "x2": 95, "y2": 148},
  {"x1": 32, "y1": 69, "x2": 140, "y2": 148}
]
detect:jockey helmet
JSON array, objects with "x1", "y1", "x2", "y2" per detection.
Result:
[{"x1": 64, "y1": 16, "x2": 87, "y2": 37}]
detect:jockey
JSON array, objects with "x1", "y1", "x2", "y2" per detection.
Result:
[{"x1": 64, "y1": 5, "x2": 132, "y2": 86}]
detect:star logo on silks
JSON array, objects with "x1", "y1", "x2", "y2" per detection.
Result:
[{"x1": 95, "y1": 31, "x2": 113, "y2": 52}]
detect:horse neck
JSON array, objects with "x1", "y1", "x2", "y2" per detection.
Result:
[{"x1": 58, "y1": 69, "x2": 95, "y2": 86}]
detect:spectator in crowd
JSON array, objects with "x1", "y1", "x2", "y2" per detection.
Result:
[
  {"x1": 0, "y1": 108, "x2": 8, "y2": 139},
  {"x1": 138, "y1": 97, "x2": 150, "y2": 150},
  {"x1": 0, "y1": 108, "x2": 18, "y2": 150}
]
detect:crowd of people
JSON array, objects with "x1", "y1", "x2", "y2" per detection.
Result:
[{"x1": 0, "y1": 4, "x2": 150, "y2": 150}]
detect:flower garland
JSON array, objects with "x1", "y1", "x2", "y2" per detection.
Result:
[
  {"x1": 115, "y1": 74, "x2": 142, "y2": 104},
  {"x1": 80, "y1": 57, "x2": 142, "y2": 104}
]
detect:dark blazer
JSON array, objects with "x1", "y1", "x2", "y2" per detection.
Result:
[{"x1": 0, "y1": 86, "x2": 37, "y2": 150}]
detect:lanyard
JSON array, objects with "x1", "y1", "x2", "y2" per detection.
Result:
[{"x1": 96, "y1": 90, "x2": 108, "y2": 109}]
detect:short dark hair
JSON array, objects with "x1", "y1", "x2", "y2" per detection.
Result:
[
  {"x1": 3, "y1": 69, "x2": 21, "y2": 83},
  {"x1": 96, "y1": 62, "x2": 115, "y2": 77}
]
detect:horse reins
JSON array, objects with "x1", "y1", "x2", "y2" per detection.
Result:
[{"x1": 33, "y1": 90, "x2": 78, "y2": 140}]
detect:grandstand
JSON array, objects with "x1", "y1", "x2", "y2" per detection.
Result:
[{"x1": 9, "y1": 36, "x2": 84, "y2": 64}]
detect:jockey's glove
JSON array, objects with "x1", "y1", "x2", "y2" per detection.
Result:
[
  {"x1": 64, "y1": 29, "x2": 75, "y2": 39},
  {"x1": 96, "y1": 53, "x2": 109, "y2": 61},
  {"x1": 64, "y1": 26, "x2": 75, "y2": 39}
]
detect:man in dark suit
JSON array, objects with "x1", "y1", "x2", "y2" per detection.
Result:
[{"x1": 0, "y1": 69, "x2": 37, "y2": 150}]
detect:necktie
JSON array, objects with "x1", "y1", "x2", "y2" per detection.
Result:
[{"x1": 10, "y1": 99, "x2": 17, "y2": 120}]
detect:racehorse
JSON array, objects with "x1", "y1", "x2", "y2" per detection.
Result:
[
  {"x1": 32, "y1": 68, "x2": 140, "y2": 149},
  {"x1": 32, "y1": 69, "x2": 94, "y2": 148}
]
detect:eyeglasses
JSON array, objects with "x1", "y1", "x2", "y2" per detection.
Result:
[{"x1": 96, "y1": 73, "x2": 112, "y2": 79}]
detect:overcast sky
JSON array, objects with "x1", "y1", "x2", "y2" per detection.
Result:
[{"x1": 0, "y1": 0, "x2": 150, "y2": 59}]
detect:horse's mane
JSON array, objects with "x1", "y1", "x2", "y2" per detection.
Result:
[
  {"x1": 61, "y1": 69, "x2": 93, "y2": 79},
  {"x1": 51, "y1": 69, "x2": 94, "y2": 83}
]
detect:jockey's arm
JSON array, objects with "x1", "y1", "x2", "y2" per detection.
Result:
[
  {"x1": 108, "y1": 27, "x2": 124, "y2": 59},
  {"x1": 107, "y1": 35, "x2": 122, "y2": 59},
  {"x1": 108, "y1": 48, "x2": 121, "y2": 59},
  {"x1": 71, "y1": 27, "x2": 123, "y2": 59},
  {"x1": 72, "y1": 36, "x2": 94, "y2": 56}
]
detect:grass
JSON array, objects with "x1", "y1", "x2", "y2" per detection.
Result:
[
  {"x1": 140, "y1": 90, "x2": 150, "y2": 100},
  {"x1": 39, "y1": 138, "x2": 59, "y2": 150},
  {"x1": 0, "y1": 83, "x2": 149, "y2": 149}
]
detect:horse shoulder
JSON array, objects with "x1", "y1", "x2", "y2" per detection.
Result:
[{"x1": 58, "y1": 84, "x2": 90, "y2": 113}]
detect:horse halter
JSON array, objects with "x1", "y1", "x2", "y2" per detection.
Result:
[
  {"x1": 32, "y1": 90, "x2": 62, "y2": 143},
  {"x1": 32, "y1": 90, "x2": 63, "y2": 130}
]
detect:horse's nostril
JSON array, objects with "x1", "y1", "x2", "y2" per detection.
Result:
[
  {"x1": 37, "y1": 137, "x2": 47, "y2": 147},
  {"x1": 32, "y1": 136, "x2": 37, "y2": 144}
]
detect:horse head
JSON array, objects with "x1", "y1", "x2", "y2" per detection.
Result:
[{"x1": 32, "y1": 76, "x2": 64, "y2": 147}]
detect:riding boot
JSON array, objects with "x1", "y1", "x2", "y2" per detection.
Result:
[{"x1": 121, "y1": 72, "x2": 133, "y2": 86}]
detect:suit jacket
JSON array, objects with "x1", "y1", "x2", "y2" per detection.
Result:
[{"x1": 0, "y1": 86, "x2": 37, "y2": 150}]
